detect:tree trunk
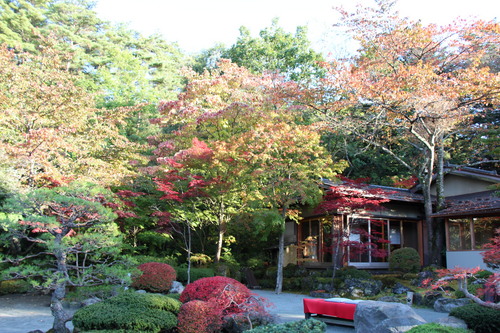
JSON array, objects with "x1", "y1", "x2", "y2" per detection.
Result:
[
  {"x1": 433, "y1": 138, "x2": 446, "y2": 266},
  {"x1": 420, "y1": 147, "x2": 439, "y2": 266},
  {"x1": 331, "y1": 216, "x2": 343, "y2": 282},
  {"x1": 215, "y1": 220, "x2": 225, "y2": 264},
  {"x1": 187, "y1": 222, "x2": 192, "y2": 285},
  {"x1": 51, "y1": 234, "x2": 71, "y2": 333},
  {"x1": 275, "y1": 206, "x2": 287, "y2": 294}
]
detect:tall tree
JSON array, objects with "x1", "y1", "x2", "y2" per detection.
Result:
[
  {"x1": 238, "y1": 122, "x2": 343, "y2": 293},
  {"x1": 315, "y1": 0, "x2": 500, "y2": 264},
  {"x1": 0, "y1": 45, "x2": 143, "y2": 187},
  {"x1": 194, "y1": 19, "x2": 325, "y2": 82},
  {"x1": 149, "y1": 60, "x2": 339, "y2": 267}
]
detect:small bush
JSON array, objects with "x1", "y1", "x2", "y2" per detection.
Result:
[
  {"x1": 406, "y1": 323, "x2": 471, "y2": 332},
  {"x1": 175, "y1": 267, "x2": 215, "y2": 284},
  {"x1": 177, "y1": 300, "x2": 222, "y2": 333},
  {"x1": 247, "y1": 318, "x2": 326, "y2": 332},
  {"x1": 0, "y1": 279, "x2": 32, "y2": 295},
  {"x1": 475, "y1": 270, "x2": 494, "y2": 279},
  {"x1": 450, "y1": 303, "x2": 500, "y2": 333},
  {"x1": 180, "y1": 276, "x2": 271, "y2": 330},
  {"x1": 335, "y1": 266, "x2": 372, "y2": 280},
  {"x1": 389, "y1": 247, "x2": 421, "y2": 273},
  {"x1": 454, "y1": 284, "x2": 483, "y2": 299},
  {"x1": 180, "y1": 276, "x2": 250, "y2": 308},
  {"x1": 72, "y1": 292, "x2": 181, "y2": 332},
  {"x1": 131, "y1": 262, "x2": 176, "y2": 293},
  {"x1": 65, "y1": 285, "x2": 122, "y2": 302}
]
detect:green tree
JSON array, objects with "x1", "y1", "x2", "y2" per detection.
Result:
[
  {"x1": 0, "y1": 0, "x2": 48, "y2": 52},
  {"x1": 239, "y1": 122, "x2": 344, "y2": 293},
  {"x1": 0, "y1": 182, "x2": 132, "y2": 333},
  {"x1": 194, "y1": 19, "x2": 325, "y2": 82}
]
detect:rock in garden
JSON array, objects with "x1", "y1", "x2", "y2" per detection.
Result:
[
  {"x1": 422, "y1": 291, "x2": 442, "y2": 307},
  {"x1": 354, "y1": 300, "x2": 426, "y2": 333},
  {"x1": 392, "y1": 282, "x2": 412, "y2": 294},
  {"x1": 377, "y1": 296, "x2": 402, "y2": 303},
  {"x1": 433, "y1": 298, "x2": 472, "y2": 313},
  {"x1": 341, "y1": 278, "x2": 383, "y2": 297},
  {"x1": 169, "y1": 281, "x2": 184, "y2": 294},
  {"x1": 436, "y1": 316, "x2": 468, "y2": 329},
  {"x1": 81, "y1": 297, "x2": 101, "y2": 307}
]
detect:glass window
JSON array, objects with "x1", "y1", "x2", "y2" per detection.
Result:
[
  {"x1": 448, "y1": 219, "x2": 472, "y2": 251},
  {"x1": 473, "y1": 217, "x2": 500, "y2": 250}
]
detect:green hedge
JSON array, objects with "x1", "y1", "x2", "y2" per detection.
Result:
[
  {"x1": 246, "y1": 318, "x2": 326, "y2": 332},
  {"x1": 72, "y1": 292, "x2": 181, "y2": 333},
  {"x1": 406, "y1": 323, "x2": 472, "y2": 333},
  {"x1": 0, "y1": 279, "x2": 32, "y2": 295},
  {"x1": 450, "y1": 303, "x2": 500, "y2": 333},
  {"x1": 175, "y1": 267, "x2": 215, "y2": 283}
]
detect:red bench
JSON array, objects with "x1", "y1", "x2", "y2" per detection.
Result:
[{"x1": 303, "y1": 298, "x2": 362, "y2": 326}]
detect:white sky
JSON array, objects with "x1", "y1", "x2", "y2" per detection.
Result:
[{"x1": 94, "y1": 0, "x2": 499, "y2": 55}]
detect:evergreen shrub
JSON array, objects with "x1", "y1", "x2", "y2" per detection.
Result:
[
  {"x1": 389, "y1": 247, "x2": 421, "y2": 273},
  {"x1": 246, "y1": 318, "x2": 326, "y2": 332},
  {"x1": 72, "y1": 292, "x2": 181, "y2": 332},
  {"x1": 175, "y1": 267, "x2": 215, "y2": 284},
  {"x1": 454, "y1": 284, "x2": 483, "y2": 299},
  {"x1": 131, "y1": 262, "x2": 176, "y2": 293},
  {"x1": 0, "y1": 279, "x2": 32, "y2": 295},
  {"x1": 450, "y1": 303, "x2": 500, "y2": 333},
  {"x1": 336, "y1": 266, "x2": 372, "y2": 280},
  {"x1": 406, "y1": 323, "x2": 471, "y2": 332}
]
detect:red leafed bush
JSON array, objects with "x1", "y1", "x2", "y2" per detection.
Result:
[
  {"x1": 180, "y1": 276, "x2": 273, "y2": 331},
  {"x1": 177, "y1": 300, "x2": 223, "y2": 333},
  {"x1": 131, "y1": 262, "x2": 176, "y2": 293},
  {"x1": 180, "y1": 276, "x2": 250, "y2": 312}
]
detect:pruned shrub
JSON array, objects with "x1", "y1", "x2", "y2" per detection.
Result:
[
  {"x1": 179, "y1": 276, "x2": 272, "y2": 332},
  {"x1": 246, "y1": 318, "x2": 326, "y2": 332},
  {"x1": 180, "y1": 276, "x2": 250, "y2": 307},
  {"x1": 450, "y1": 303, "x2": 500, "y2": 333},
  {"x1": 72, "y1": 292, "x2": 181, "y2": 332},
  {"x1": 389, "y1": 247, "x2": 421, "y2": 273},
  {"x1": 406, "y1": 323, "x2": 471, "y2": 332},
  {"x1": 0, "y1": 279, "x2": 32, "y2": 295},
  {"x1": 336, "y1": 266, "x2": 372, "y2": 280},
  {"x1": 131, "y1": 262, "x2": 176, "y2": 293},
  {"x1": 177, "y1": 300, "x2": 222, "y2": 333}
]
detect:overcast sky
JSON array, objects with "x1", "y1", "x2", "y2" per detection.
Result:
[{"x1": 94, "y1": 0, "x2": 499, "y2": 55}]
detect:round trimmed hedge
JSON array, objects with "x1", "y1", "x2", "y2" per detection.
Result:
[
  {"x1": 72, "y1": 292, "x2": 181, "y2": 332},
  {"x1": 131, "y1": 261, "x2": 177, "y2": 293}
]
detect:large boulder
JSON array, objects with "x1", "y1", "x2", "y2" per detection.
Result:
[
  {"x1": 433, "y1": 298, "x2": 472, "y2": 313},
  {"x1": 354, "y1": 301, "x2": 426, "y2": 333}
]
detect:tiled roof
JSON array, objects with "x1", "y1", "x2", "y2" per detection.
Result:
[
  {"x1": 321, "y1": 180, "x2": 424, "y2": 203},
  {"x1": 432, "y1": 191, "x2": 500, "y2": 217}
]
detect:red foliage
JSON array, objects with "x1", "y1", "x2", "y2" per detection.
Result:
[
  {"x1": 177, "y1": 300, "x2": 223, "y2": 333},
  {"x1": 180, "y1": 276, "x2": 268, "y2": 317},
  {"x1": 131, "y1": 262, "x2": 177, "y2": 293},
  {"x1": 481, "y1": 228, "x2": 500, "y2": 269},
  {"x1": 315, "y1": 177, "x2": 390, "y2": 215}
]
